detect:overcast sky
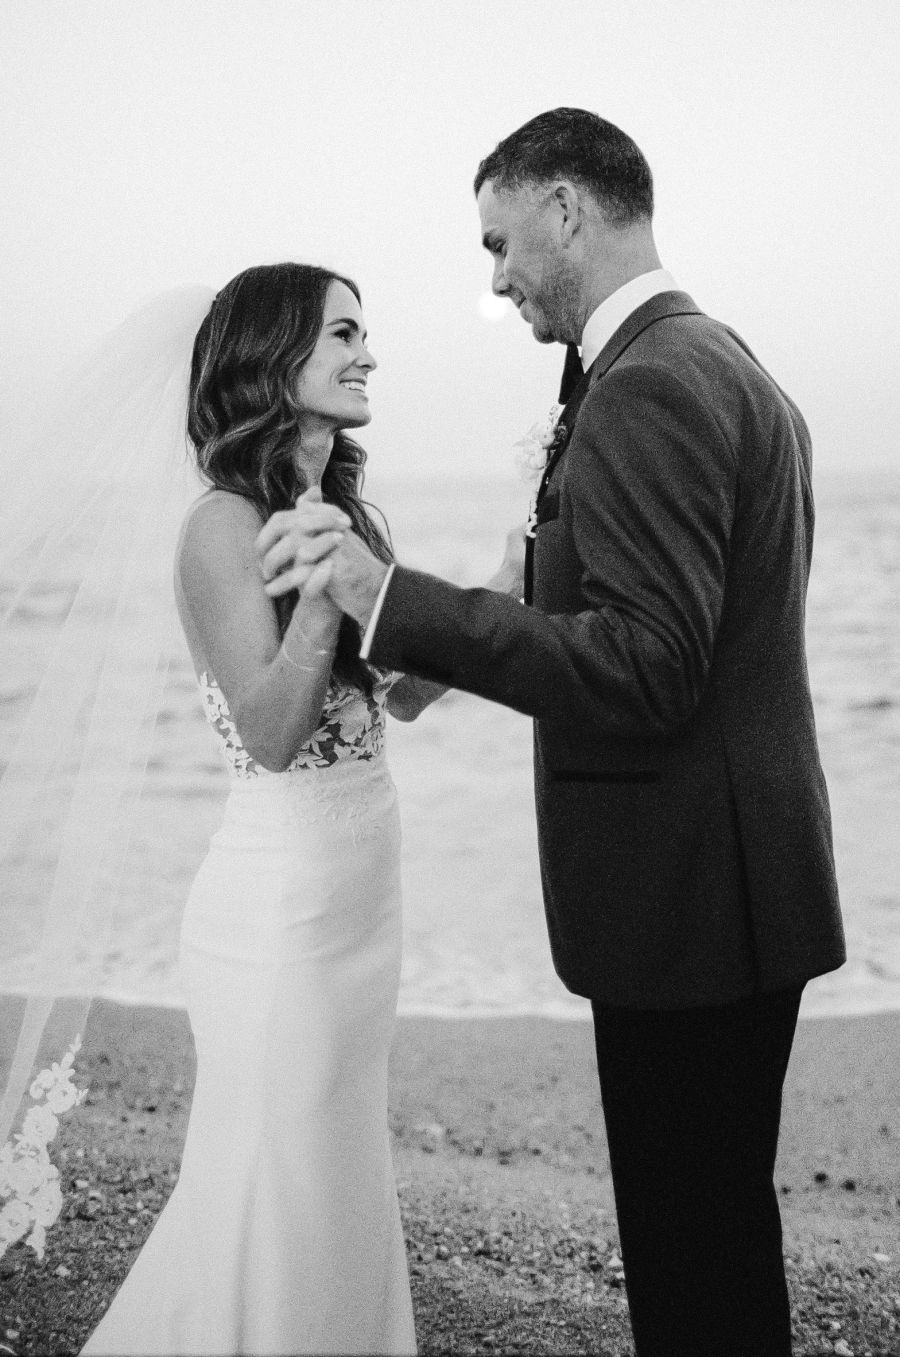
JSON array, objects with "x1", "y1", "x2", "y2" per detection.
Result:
[{"x1": 2, "y1": 0, "x2": 897, "y2": 478}]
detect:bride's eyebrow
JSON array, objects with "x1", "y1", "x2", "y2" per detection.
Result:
[{"x1": 329, "y1": 317, "x2": 368, "y2": 342}]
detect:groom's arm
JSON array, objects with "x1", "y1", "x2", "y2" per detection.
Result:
[{"x1": 339, "y1": 364, "x2": 736, "y2": 740}]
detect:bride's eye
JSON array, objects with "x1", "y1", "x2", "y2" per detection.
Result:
[{"x1": 335, "y1": 327, "x2": 353, "y2": 343}]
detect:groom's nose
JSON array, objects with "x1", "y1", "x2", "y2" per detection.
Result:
[{"x1": 491, "y1": 256, "x2": 509, "y2": 296}]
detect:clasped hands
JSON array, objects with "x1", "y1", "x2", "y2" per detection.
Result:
[
  {"x1": 255, "y1": 486, "x2": 529, "y2": 630},
  {"x1": 254, "y1": 486, "x2": 388, "y2": 629}
]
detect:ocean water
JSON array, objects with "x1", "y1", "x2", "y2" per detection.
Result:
[{"x1": 1, "y1": 470, "x2": 898, "y2": 1021}]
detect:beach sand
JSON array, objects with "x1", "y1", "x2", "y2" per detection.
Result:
[{"x1": 1, "y1": 1001, "x2": 898, "y2": 1355}]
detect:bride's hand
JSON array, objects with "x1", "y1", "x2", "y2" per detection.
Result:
[
  {"x1": 255, "y1": 487, "x2": 350, "y2": 600},
  {"x1": 487, "y1": 522, "x2": 528, "y2": 598}
]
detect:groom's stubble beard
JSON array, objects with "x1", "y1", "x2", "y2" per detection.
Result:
[{"x1": 534, "y1": 249, "x2": 583, "y2": 346}]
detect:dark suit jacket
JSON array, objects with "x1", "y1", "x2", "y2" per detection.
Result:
[{"x1": 368, "y1": 291, "x2": 845, "y2": 1009}]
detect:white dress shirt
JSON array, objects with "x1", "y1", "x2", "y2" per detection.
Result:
[
  {"x1": 579, "y1": 268, "x2": 679, "y2": 372},
  {"x1": 361, "y1": 268, "x2": 680, "y2": 660},
  {"x1": 359, "y1": 563, "x2": 395, "y2": 659}
]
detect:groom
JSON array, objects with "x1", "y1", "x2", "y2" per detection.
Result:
[{"x1": 261, "y1": 109, "x2": 846, "y2": 1355}]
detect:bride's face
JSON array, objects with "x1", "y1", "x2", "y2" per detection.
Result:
[{"x1": 294, "y1": 281, "x2": 376, "y2": 431}]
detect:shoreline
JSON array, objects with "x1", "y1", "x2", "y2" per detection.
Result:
[
  {"x1": 1, "y1": 1002, "x2": 898, "y2": 1354},
  {"x1": 5, "y1": 988, "x2": 900, "y2": 1023}
]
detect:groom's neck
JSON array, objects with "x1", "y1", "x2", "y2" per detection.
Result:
[{"x1": 577, "y1": 224, "x2": 663, "y2": 330}]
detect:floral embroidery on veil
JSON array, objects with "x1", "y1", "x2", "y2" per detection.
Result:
[{"x1": 0, "y1": 1038, "x2": 88, "y2": 1260}]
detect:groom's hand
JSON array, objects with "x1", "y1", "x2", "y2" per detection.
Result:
[
  {"x1": 491, "y1": 523, "x2": 527, "y2": 598},
  {"x1": 255, "y1": 487, "x2": 351, "y2": 599},
  {"x1": 256, "y1": 489, "x2": 388, "y2": 627},
  {"x1": 256, "y1": 485, "x2": 377, "y2": 602},
  {"x1": 318, "y1": 532, "x2": 390, "y2": 629}
]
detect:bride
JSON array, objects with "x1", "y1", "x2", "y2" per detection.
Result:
[{"x1": 57, "y1": 262, "x2": 522, "y2": 1354}]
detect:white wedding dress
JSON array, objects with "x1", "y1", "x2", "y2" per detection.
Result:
[{"x1": 82, "y1": 670, "x2": 416, "y2": 1356}]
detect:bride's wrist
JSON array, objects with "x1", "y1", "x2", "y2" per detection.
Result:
[{"x1": 282, "y1": 602, "x2": 339, "y2": 669}]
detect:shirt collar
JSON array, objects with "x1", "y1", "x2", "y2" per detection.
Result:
[{"x1": 579, "y1": 268, "x2": 679, "y2": 372}]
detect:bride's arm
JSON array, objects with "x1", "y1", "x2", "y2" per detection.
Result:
[
  {"x1": 386, "y1": 523, "x2": 527, "y2": 722},
  {"x1": 175, "y1": 491, "x2": 344, "y2": 772}
]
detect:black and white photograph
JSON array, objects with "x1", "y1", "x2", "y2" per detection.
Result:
[{"x1": 1, "y1": 2, "x2": 898, "y2": 1353}]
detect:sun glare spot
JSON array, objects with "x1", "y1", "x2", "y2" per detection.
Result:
[{"x1": 477, "y1": 291, "x2": 508, "y2": 323}]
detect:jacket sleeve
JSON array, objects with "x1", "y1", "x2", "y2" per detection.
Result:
[{"x1": 367, "y1": 362, "x2": 737, "y2": 738}]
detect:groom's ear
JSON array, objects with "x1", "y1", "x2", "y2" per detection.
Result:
[{"x1": 551, "y1": 181, "x2": 583, "y2": 246}]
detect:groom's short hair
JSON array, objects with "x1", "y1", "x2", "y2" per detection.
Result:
[{"x1": 474, "y1": 108, "x2": 653, "y2": 225}]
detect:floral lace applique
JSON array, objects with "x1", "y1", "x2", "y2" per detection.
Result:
[
  {"x1": 0, "y1": 1037, "x2": 87, "y2": 1260},
  {"x1": 202, "y1": 682, "x2": 261, "y2": 777},
  {"x1": 200, "y1": 672, "x2": 396, "y2": 779}
]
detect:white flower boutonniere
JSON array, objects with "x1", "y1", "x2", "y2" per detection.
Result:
[
  {"x1": 0, "y1": 1036, "x2": 88, "y2": 1260},
  {"x1": 514, "y1": 402, "x2": 565, "y2": 483},
  {"x1": 515, "y1": 403, "x2": 566, "y2": 538}
]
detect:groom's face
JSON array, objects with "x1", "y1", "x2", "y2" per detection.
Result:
[{"x1": 477, "y1": 180, "x2": 574, "y2": 345}]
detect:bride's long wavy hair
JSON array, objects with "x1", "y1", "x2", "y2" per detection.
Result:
[{"x1": 188, "y1": 262, "x2": 393, "y2": 693}]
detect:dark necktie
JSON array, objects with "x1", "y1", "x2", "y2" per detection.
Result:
[{"x1": 558, "y1": 341, "x2": 583, "y2": 404}]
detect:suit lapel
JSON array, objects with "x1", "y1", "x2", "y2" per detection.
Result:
[
  {"x1": 540, "y1": 291, "x2": 702, "y2": 491},
  {"x1": 592, "y1": 289, "x2": 702, "y2": 375},
  {"x1": 523, "y1": 291, "x2": 703, "y2": 606}
]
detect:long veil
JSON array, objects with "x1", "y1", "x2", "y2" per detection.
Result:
[{"x1": 0, "y1": 288, "x2": 214, "y2": 1257}]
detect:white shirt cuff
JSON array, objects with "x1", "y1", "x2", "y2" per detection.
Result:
[{"x1": 359, "y1": 563, "x2": 396, "y2": 660}]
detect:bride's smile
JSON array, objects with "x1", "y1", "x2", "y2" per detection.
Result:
[{"x1": 294, "y1": 280, "x2": 376, "y2": 439}]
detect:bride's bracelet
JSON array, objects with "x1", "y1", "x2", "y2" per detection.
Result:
[{"x1": 282, "y1": 628, "x2": 334, "y2": 674}]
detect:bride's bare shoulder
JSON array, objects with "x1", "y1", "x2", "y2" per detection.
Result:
[
  {"x1": 175, "y1": 489, "x2": 266, "y2": 586},
  {"x1": 178, "y1": 489, "x2": 264, "y2": 551}
]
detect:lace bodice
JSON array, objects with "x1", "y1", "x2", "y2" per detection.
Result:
[{"x1": 199, "y1": 671, "x2": 396, "y2": 779}]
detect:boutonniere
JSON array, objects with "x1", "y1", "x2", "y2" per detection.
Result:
[
  {"x1": 515, "y1": 403, "x2": 567, "y2": 538},
  {"x1": 514, "y1": 402, "x2": 565, "y2": 483}
]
